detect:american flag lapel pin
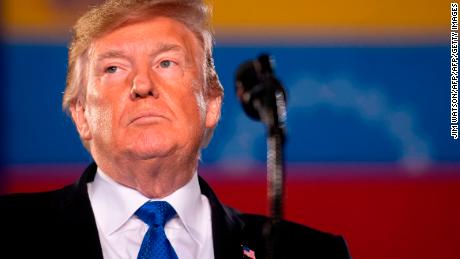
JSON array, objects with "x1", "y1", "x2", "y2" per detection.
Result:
[{"x1": 241, "y1": 244, "x2": 256, "y2": 259}]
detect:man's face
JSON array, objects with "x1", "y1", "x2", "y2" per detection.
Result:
[{"x1": 72, "y1": 17, "x2": 221, "y2": 163}]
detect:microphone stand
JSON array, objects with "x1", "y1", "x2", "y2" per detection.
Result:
[
  {"x1": 258, "y1": 86, "x2": 286, "y2": 259},
  {"x1": 235, "y1": 54, "x2": 287, "y2": 259}
]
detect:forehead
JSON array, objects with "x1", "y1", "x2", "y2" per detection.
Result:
[{"x1": 90, "y1": 16, "x2": 203, "y2": 58}]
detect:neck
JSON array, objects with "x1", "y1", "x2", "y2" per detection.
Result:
[{"x1": 93, "y1": 151, "x2": 199, "y2": 199}]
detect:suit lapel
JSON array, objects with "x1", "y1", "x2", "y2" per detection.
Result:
[
  {"x1": 56, "y1": 163, "x2": 104, "y2": 259},
  {"x1": 199, "y1": 177, "x2": 245, "y2": 259}
]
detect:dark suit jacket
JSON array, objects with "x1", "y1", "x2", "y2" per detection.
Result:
[{"x1": 0, "y1": 163, "x2": 350, "y2": 259}]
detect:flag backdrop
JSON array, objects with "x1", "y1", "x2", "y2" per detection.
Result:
[{"x1": 1, "y1": 1, "x2": 459, "y2": 258}]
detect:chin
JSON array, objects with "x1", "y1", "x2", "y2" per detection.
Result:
[
  {"x1": 126, "y1": 138, "x2": 175, "y2": 160},
  {"x1": 120, "y1": 130, "x2": 200, "y2": 160}
]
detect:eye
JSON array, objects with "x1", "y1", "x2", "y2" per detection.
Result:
[
  {"x1": 159, "y1": 60, "x2": 174, "y2": 68},
  {"x1": 105, "y1": 66, "x2": 118, "y2": 73}
]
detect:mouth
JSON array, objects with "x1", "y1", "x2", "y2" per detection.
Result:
[{"x1": 129, "y1": 112, "x2": 167, "y2": 125}]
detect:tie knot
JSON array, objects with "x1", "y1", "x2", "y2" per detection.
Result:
[{"x1": 135, "y1": 201, "x2": 176, "y2": 227}]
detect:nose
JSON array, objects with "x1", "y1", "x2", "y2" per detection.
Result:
[{"x1": 130, "y1": 69, "x2": 158, "y2": 99}]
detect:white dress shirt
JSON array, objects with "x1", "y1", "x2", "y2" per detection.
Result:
[{"x1": 87, "y1": 168, "x2": 214, "y2": 259}]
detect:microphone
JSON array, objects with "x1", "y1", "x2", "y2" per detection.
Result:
[{"x1": 235, "y1": 54, "x2": 287, "y2": 140}]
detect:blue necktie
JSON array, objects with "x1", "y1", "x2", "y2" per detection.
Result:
[{"x1": 135, "y1": 201, "x2": 179, "y2": 259}]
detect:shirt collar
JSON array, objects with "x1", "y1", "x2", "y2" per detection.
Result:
[{"x1": 89, "y1": 167, "x2": 207, "y2": 245}]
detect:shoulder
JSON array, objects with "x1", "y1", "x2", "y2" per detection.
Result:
[
  {"x1": 0, "y1": 184, "x2": 95, "y2": 257},
  {"x1": 0, "y1": 163, "x2": 95, "y2": 216},
  {"x1": 238, "y1": 213, "x2": 350, "y2": 259},
  {"x1": 0, "y1": 184, "x2": 76, "y2": 214},
  {"x1": 0, "y1": 184, "x2": 78, "y2": 232},
  {"x1": 199, "y1": 177, "x2": 350, "y2": 258}
]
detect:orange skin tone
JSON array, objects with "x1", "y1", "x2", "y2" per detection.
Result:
[{"x1": 71, "y1": 17, "x2": 221, "y2": 198}]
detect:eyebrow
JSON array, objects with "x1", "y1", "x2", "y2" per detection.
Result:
[
  {"x1": 149, "y1": 43, "x2": 184, "y2": 59},
  {"x1": 96, "y1": 50, "x2": 130, "y2": 62},
  {"x1": 95, "y1": 43, "x2": 184, "y2": 63}
]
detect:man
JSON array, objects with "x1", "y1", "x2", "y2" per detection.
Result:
[{"x1": 0, "y1": 0, "x2": 350, "y2": 258}]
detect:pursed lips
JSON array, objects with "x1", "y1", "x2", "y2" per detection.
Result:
[{"x1": 129, "y1": 111, "x2": 168, "y2": 125}]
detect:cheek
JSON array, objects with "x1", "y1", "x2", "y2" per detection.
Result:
[
  {"x1": 191, "y1": 76, "x2": 207, "y2": 120},
  {"x1": 87, "y1": 102, "x2": 113, "y2": 139},
  {"x1": 180, "y1": 79, "x2": 206, "y2": 121},
  {"x1": 187, "y1": 90, "x2": 208, "y2": 138},
  {"x1": 194, "y1": 90, "x2": 207, "y2": 120},
  {"x1": 159, "y1": 74, "x2": 204, "y2": 118},
  {"x1": 85, "y1": 90, "x2": 116, "y2": 141},
  {"x1": 167, "y1": 84, "x2": 206, "y2": 139}
]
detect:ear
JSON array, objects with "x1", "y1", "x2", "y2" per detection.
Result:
[
  {"x1": 205, "y1": 94, "x2": 222, "y2": 129},
  {"x1": 70, "y1": 100, "x2": 92, "y2": 141}
]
